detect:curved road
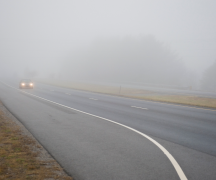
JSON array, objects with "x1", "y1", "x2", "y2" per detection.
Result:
[{"x1": 0, "y1": 80, "x2": 216, "y2": 180}]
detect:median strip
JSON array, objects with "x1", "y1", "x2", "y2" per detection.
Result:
[{"x1": 37, "y1": 80, "x2": 216, "y2": 110}]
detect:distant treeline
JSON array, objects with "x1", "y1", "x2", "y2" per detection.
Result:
[
  {"x1": 61, "y1": 36, "x2": 196, "y2": 88},
  {"x1": 201, "y1": 60, "x2": 216, "y2": 92}
]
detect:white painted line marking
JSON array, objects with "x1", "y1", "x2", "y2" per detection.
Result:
[
  {"x1": 65, "y1": 93, "x2": 71, "y2": 95},
  {"x1": 131, "y1": 106, "x2": 148, "y2": 110},
  {"x1": 1, "y1": 81, "x2": 188, "y2": 180},
  {"x1": 50, "y1": 90, "x2": 55, "y2": 92},
  {"x1": 89, "y1": 98, "x2": 98, "y2": 100}
]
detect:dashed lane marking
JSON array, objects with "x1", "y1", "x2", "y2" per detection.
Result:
[
  {"x1": 89, "y1": 98, "x2": 98, "y2": 100},
  {"x1": 131, "y1": 106, "x2": 148, "y2": 110}
]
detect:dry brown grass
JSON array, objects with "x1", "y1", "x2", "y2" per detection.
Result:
[{"x1": 0, "y1": 108, "x2": 73, "y2": 180}]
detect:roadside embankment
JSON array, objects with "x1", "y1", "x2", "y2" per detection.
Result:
[
  {"x1": 36, "y1": 79, "x2": 216, "y2": 109},
  {"x1": 0, "y1": 101, "x2": 73, "y2": 180}
]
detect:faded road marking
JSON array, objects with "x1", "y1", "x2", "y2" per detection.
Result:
[
  {"x1": 131, "y1": 106, "x2": 148, "y2": 110},
  {"x1": 89, "y1": 98, "x2": 98, "y2": 100}
]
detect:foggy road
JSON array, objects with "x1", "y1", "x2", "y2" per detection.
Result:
[
  {"x1": 0, "y1": 80, "x2": 216, "y2": 180},
  {"x1": 1, "y1": 1, "x2": 216, "y2": 179}
]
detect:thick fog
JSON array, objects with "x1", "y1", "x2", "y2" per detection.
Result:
[{"x1": 0, "y1": 0, "x2": 216, "y2": 90}]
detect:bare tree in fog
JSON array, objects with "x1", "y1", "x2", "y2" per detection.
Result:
[
  {"x1": 62, "y1": 36, "x2": 194, "y2": 87},
  {"x1": 201, "y1": 60, "x2": 216, "y2": 92}
]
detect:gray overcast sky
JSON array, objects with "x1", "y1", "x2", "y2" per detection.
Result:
[{"x1": 0, "y1": 0, "x2": 216, "y2": 74}]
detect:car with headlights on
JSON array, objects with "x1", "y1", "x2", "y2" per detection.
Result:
[{"x1": 19, "y1": 79, "x2": 34, "y2": 89}]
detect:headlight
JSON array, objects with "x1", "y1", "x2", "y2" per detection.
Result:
[
  {"x1": 22, "y1": 83, "x2": 25, "y2": 86},
  {"x1": 30, "y1": 83, "x2": 33, "y2": 86}
]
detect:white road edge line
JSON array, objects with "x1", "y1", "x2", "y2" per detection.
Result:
[
  {"x1": 131, "y1": 106, "x2": 148, "y2": 110},
  {"x1": 1, "y1": 81, "x2": 187, "y2": 180},
  {"x1": 89, "y1": 98, "x2": 98, "y2": 100}
]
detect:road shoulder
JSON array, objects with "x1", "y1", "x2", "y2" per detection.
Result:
[{"x1": 0, "y1": 101, "x2": 73, "y2": 180}]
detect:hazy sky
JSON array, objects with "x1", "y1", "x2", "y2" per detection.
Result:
[{"x1": 0, "y1": 0, "x2": 216, "y2": 75}]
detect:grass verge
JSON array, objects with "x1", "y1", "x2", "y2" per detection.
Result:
[{"x1": 0, "y1": 103, "x2": 73, "y2": 180}]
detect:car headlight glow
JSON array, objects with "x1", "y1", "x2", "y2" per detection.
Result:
[
  {"x1": 22, "y1": 83, "x2": 25, "y2": 86},
  {"x1": 30, "y1": 83, "x2": 33, "y2": 86}
]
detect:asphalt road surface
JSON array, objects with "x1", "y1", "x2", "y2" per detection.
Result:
[{"x1": 0, "y1": 79, "x2": 216, "y2": 180}]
